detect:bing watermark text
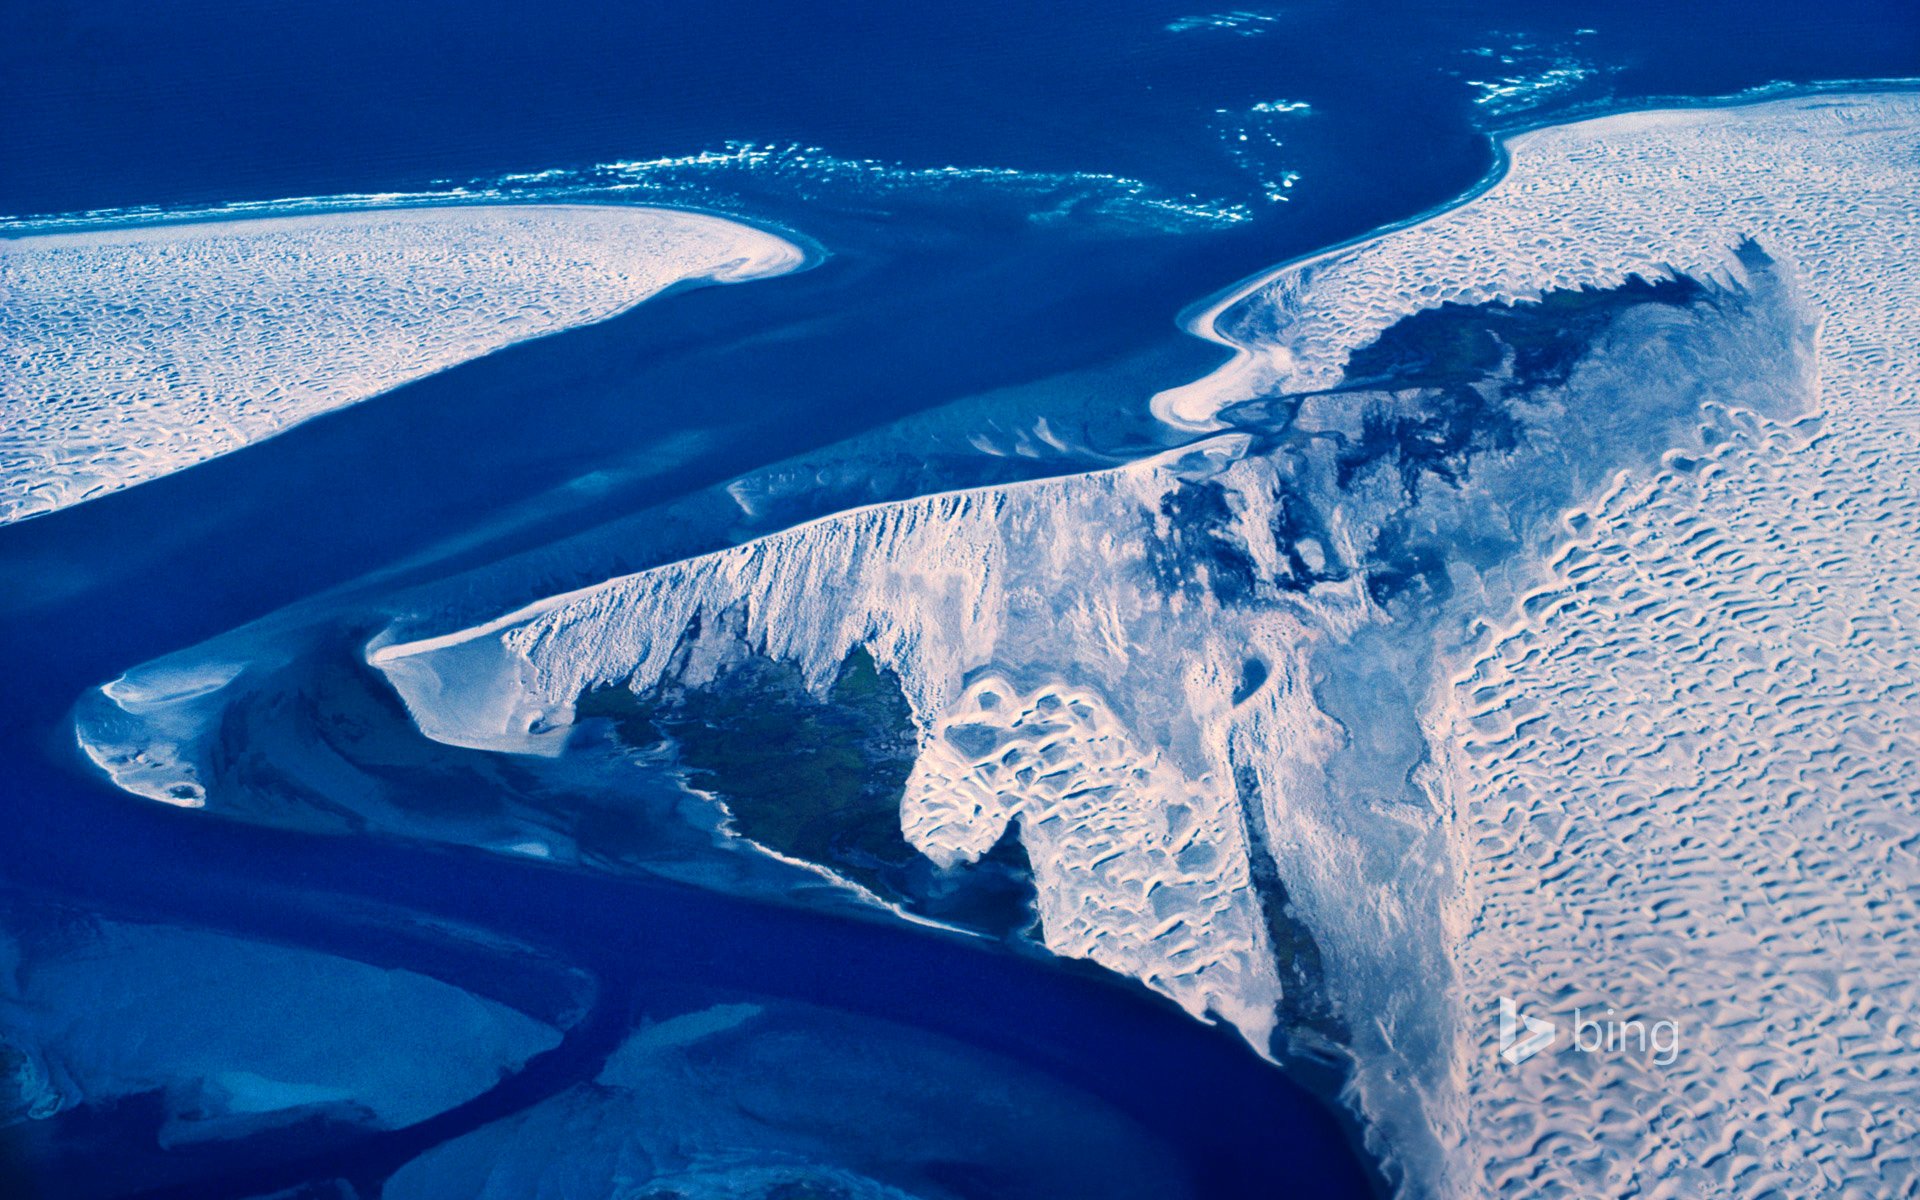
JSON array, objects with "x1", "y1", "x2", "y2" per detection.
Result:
[{"x1": 1496, "y1": 997, "x2": 1679, "y2": 1067}]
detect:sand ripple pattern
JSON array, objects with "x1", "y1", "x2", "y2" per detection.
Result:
[
  {"x1": 906, "y1": 674, "x2": 1279, "y2": 1036},
  {"x1": 0, "y1": 205, "x2": 801, "y2": 523},
  {"x1": 1440, "y1": 402, "x2": 1920, "y2": 1197},
  {"x1": 1155, "y1": 91, "x2": 1920, "y2": 1197},
  {"x1": 1390, "y1": 101, "x2": 1920, "y2": 1197},
  {"x1": 367, "y1": 455, "x2": 1317, "y2": 1048}
]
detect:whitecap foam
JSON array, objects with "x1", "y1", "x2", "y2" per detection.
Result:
[
  {"x1": 1456, "y1": 34, "x2": 1610, "y2": 117},
  {"x1": 1165, "y1": 11, "x2": 1284, "y2": 36},
  {"x1": 5, "y1": 145, "x2": 1248, "y2": 240}
]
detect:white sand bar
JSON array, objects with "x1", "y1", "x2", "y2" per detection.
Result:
[{"x1": 0, "y1": 205, "x2": 804, "y2": 523}]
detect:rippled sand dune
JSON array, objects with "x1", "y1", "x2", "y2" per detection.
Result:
[
  {"x1": 1178, "y1": 91, "x2": 1920, "y2": 1198},
  {"x1": 366, "y1": 460, "x2": 1306, "y2": 1043},
  {"x1": 0, "y1": 205, "x2": 803, "y2": 523}
]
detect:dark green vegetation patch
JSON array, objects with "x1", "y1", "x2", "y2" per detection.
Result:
[{"x1": 578, "y1": 650, "x2": 1035, "y2": 937}]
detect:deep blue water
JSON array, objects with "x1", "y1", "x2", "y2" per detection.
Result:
[
  {"x1": 3, "y1": 2, "x2": 1918, "y2": 1197},
  {"x1": 0, "y1": 750, "x2": 1376, "y2": 1199}
]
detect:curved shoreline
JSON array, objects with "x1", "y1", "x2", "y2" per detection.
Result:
[
  {"x1": 0, "y1": 194, "x2": 830, "y2": 288},
  {"x1": 1, "y1": 203, "x2": 809, "y2": 525},
  {"x1": 1152, "y1": 77, "x2": 1920, "y2": 431}
]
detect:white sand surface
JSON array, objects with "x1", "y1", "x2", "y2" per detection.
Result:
[{"x1": 0, "y1": 204, "x2": 802, "y2": 523}]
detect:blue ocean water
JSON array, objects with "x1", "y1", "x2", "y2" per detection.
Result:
[{"x1": 2, "y1": 2, "x2": 1917, "y2": 1197}]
